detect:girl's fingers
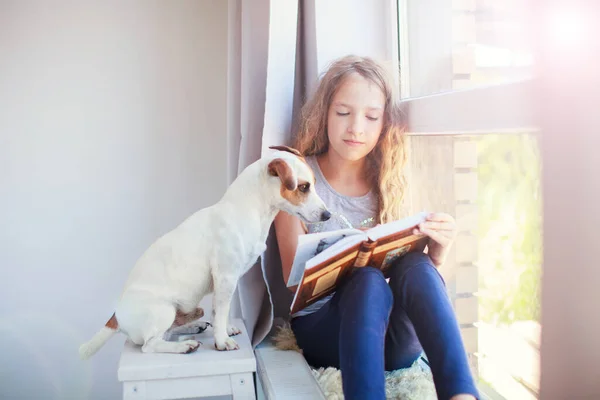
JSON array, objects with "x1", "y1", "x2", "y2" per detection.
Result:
[
  {"x1": 426, "y1": 213, "x2": 454, "y2": 223},
  {"x1": 420, "y1": 221, "x2": 455, "y2": 231},
  {"x1": 416, "y1": 226, "x2": 451, "y2": 247}
]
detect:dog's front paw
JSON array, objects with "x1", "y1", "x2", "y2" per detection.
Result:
[
  {"x1": 227, "y1": 324, "x2": 241, "y2": 336},
  {"x1": 214, "y1": 336, "x2": 239, "y2": 351}
]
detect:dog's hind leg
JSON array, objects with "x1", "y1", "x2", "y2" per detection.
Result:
[
  {"x1": 120, "y1": 299, "x2": 200, "y2": 354},
  {"x1": 171, "y1": 271, "x2": 214, "y2": 336},
  {"x1": 169, "y1": 321, "x2": 211, "y2": 335},
  {"x1": 168, "y1": 307, "x2": 211, "y2": 335},
  {"x1": 172, "y1": 307, "x2": 205, "y2": 327}
]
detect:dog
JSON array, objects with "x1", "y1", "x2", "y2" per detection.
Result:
[{"x1": 79, "y1": 145, "x2": 330, "y2": 358}]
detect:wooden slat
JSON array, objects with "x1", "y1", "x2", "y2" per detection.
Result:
[
  {"x1": 461, "y1": 326, "x2": 479, "y2": 376},
  {"x1": 455, "y1": 203, "x2": 478, "y2": 232},
  {"x1": 453, "y1": 46, "x2": 476, "y2": 75},
  {"x1": 452, "y1": 0, "x2": 476, "y2": 12},
  {"x1": 456, "y1": 265, "x2": 479, "y2": 294},
  {"x1": 452, "y1": 13, "x2": 476, "y2": 43},
  {"x1": 456, "y1": 296, "x2": 478, "y2": 325},
  {"x1": 405, "y1": 135, "x2": 459, "y2": 308},
  {"x1": 454, "y1": 140, "x2": 478, "y2": 169},
  {"x1": 405, "y1": 136, "x2": 456, "y2": 214},
  {"x1": 454, "y1": 172, "x2": 478, "y2": 202},
  {"x1": 455, "y1": 233, "x2": 478, "y2": 264}
]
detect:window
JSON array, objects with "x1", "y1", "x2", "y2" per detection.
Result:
[
  {"x1": 405, "y1": 133, "x2": 541, "y2": 399},
  {"x1": 397, "y1": 0, "x2": 534, "y2": 98},
  {"x1": 396, "y1": 1, "x2": 541, "y2": 398}
]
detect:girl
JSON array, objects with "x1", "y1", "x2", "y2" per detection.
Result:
[{"x1": 273, "y1": 55, "x2": 479, "y2": 400}]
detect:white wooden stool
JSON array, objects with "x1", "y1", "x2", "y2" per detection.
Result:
[{"x1": 118, "y1": 318, "x2": 256, "y2": 400}]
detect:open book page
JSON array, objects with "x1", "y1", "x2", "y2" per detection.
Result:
[
  {"x1": 366, "y1": 211, "x2": 429, "y2": 241},
  {"x1": 304, "y1": 234, "x2": 366, "y2": 270},
  {"x1": 288, "y1": 211, "x2": 431, "y2": 314},
  {"x1": 287, "y1": 228, "x2": 364, "y2": 287},
  {"x1": 289, "y1": 233, "x2": 365, "y2": 314}
]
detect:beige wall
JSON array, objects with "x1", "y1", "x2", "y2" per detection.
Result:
[{"x1": 0, "y1": 1, "x2": 228, "y2": 398}]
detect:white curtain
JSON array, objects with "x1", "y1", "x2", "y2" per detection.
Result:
[
  {"x1": 228, "y1": 0, "x2": 300, "y2": 345},
  {"x1": 229, "y1": 0, "x2": 397, "y2": 346}
]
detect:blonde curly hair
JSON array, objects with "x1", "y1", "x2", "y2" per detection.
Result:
[{"x1": 294, "y1": 55, "x2": 407, "y2": 223}]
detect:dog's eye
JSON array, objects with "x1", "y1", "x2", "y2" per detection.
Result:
[{"x1": 298, "y1": 183, "x2": 310, "y2": 193}]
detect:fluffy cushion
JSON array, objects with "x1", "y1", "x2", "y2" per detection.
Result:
[{"x1": 272, "y1": 323, "x2": 437, "y2": 399}]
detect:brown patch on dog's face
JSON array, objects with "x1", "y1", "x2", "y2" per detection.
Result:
[
  {"x1": 268, "y1": 158, "x2": 296, "y2": 191},
  {"x1": 281, "y1": 179, "x2": 311, "y2": 206},
  {"x1": 269, "y1": 145, "x2": 315, "y2": 184},
  {"x1": 269, "y1": 153, "x2": 318, "y2": 211}
]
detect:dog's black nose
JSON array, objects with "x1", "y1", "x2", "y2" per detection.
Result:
[{"x1": 321, "y1": 210, "x2": 331, "y2": 221}]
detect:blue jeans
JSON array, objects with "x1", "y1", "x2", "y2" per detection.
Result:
[{"x1": 291, "y1": 252, "x2": 479, "y2": 400}]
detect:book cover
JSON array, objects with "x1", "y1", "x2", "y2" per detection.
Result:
[{"x1": 288, "y1": 212, "x2": 430, "y2": 314}]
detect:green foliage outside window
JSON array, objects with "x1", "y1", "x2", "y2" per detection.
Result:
[{"x1": 476, "y1": 134, "x2": 542, "y2": 324}]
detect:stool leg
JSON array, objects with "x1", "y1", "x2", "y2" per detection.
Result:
[{"x1": 230, "y1": 372, "x2": 256, "y2": 400}]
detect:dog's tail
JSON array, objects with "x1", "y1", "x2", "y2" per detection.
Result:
[{"x1": 79, "y1": 313, "x2": 119, "y2": 360}]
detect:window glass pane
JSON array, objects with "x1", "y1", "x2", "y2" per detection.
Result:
[
  {"x1": 398, "y1": 0, "x2": 533, "y2": 97},
  {"x1": 405, "y1": 132, "x2": 541, "y2": 399}
]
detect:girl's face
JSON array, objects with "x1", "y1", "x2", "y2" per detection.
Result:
[{"x1": 326, "y1": 73, "x2": 386, "y2": 162}]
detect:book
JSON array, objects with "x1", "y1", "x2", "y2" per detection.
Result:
[{"x1": 287, "y1": 211, "x2": 430, "y2": 314}]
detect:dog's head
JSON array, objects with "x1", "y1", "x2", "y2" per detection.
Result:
[{"x1": 266, "y1": 145, "x2": 331, "y2": 224}]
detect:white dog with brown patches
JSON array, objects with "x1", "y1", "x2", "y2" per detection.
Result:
[{"x1": 79, "y1": 146, "x2": 330, "y2": 358}]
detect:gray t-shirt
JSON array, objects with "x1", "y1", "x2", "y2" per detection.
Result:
[{"x1": 292, "y1": 155, "x2": 378, "y2": 317}]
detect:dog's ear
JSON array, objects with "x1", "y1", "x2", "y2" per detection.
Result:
[
  {"x1": 268, "y1": 158, "x2": 297, "y2": 191},
  {"x1": 269, "y1": 145, "x2": 303, "y2": 158}
]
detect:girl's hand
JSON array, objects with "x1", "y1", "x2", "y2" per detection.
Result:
[{"x1": 413, "y1": 213, "x2": 457, "y2": 267}]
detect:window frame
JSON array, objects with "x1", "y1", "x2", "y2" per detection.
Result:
[
  {"x1": 394, "y1": 1, "x2": 540, "y2": 398},
  {"x1": 395, "y1": 0, "x2": 535, "y2": 136}
]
